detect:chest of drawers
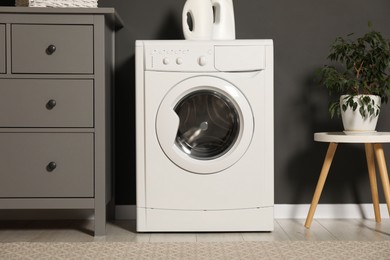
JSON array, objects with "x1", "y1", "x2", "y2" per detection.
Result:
[{"x1": 0, "y1": 7, "x2": 122, "y2": 236}]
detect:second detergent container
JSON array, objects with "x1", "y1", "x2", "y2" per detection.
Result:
[{"x1": 182, "y1": 0, "x2": 235, "y2": 40}]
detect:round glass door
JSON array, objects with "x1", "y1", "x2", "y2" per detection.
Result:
[
  {"x1": 156, "y1": 76, "x2": 254, "y2": 174},
  {"x1": 175, "y1": 90, "x2": 240, "y2": 160}
]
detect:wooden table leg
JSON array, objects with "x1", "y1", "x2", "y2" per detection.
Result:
[
  {"x1": 305, "y1": 142, "x2": 338, "y2": 229},
  {"x1": 364, "y1": 143, "x2": 381, "y2": 223},
  {"x1": 373, "y1": 144, "x2": 390, "y2": 216}
]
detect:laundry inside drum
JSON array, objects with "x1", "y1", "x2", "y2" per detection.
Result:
[{"x1": 174, "y1": 90, "x2": 240, "y2": 160}]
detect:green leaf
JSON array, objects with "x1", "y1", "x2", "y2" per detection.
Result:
[
  {"x1": 359, "y1": 106, "x2": 365, "y2": 117},
  {"x1": 363, "y1": 96, "x2": 371, "y2": 104},
  {"x1": 329, "y1": 102, "x2": 341, "y2": 118},
  {"x1": 348, "y1": 98, "x2": 354, "y2": 107}
]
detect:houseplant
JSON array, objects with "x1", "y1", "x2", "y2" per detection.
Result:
[{"x1": 319, "y1": 23, "x2": 390, "y2": 132}]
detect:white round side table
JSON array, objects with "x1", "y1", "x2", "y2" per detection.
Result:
[{"x1": 304, "y1": 132, "x2": 390, "y2": 228}]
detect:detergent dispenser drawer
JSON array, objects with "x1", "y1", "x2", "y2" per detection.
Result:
[{"x1": 215, "y1": 45, "x2": 265, "y2": 72}]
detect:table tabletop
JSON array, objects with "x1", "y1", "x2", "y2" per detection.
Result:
[{"x1": 314, "y1": 132, "x2": 390, "y2": 143}]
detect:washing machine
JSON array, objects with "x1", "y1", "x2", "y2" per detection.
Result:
[{"x1": 136, "y1": 40, "x2": 274, "y2": 232}]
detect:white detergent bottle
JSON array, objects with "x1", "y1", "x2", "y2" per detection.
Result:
[
  {"x1": 182, "y1": 0, "x2": 214, "y2": 40},
  {"x1": 211, "y1": 0, "x2": 236, "y2": 40}
]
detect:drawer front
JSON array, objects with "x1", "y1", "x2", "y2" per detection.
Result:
[
  {"x1": 0, "y1": 79, "x2": 93, "y2": 127},
  {"x1": 0, "y1": 24, "x2": 5, "y2": 74},
  {"x1": 0, "y1": 133, "x2": 94, "y2": 198},
  {"x1": 12, "y1": 24, "x2": 93, "y2": 74}
]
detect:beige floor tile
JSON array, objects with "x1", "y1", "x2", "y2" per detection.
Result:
[
  {"x1": 1, "y1": 219, "x2": 389, "y2": 242},
  {"x1": 318, "y1": 219, "x2": 390, "y2": 241},
  {"x1": 277, "y1": 219, "x2": 336, "y2": 241},
  {"x1": 241, "y1": 221, "x2": 290, "y2": 241},
  {"x1": 353, "y1": 219, "x2": 390, "y2": 240}
]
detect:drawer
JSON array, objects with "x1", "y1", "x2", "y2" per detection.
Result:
[
  {"x1": 11, "y1": 24, "x2": 93, "y2": 74},
  {"x1": 0, "y1": 79, "x2": 93, "y2": 127},
  {"x1": 0, "y1": 24, "x2": 5, "y2": 74},
  {"x1": 0, "y1": 133, "x2": 94, "y2": 198}
]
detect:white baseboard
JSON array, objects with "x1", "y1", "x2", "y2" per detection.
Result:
[
  {"x1": 1, "y1": 204, "x2": 387, "y2": 220},
  {"x1": 115, "y1": 204, "x2": 389, "y2": 220},
  {"x1": 274, "y1": 204, "x2": 389, "y2": 219}
]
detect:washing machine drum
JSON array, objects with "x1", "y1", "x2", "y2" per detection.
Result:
[{"x1": 156, "y1": 76, "x2": 254, "y2": 174}]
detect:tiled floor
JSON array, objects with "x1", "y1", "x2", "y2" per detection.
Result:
[{"x1": 0, "y1": 219, "x2": 389, "y2": 242}]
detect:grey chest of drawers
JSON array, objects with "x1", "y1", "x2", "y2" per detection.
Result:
[{"x1": 0, "y1": 7, "x2": 123, "y2": 236}]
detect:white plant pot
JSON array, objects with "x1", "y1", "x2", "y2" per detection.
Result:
[{"x1": 340, "y1": 94, "x2": 381, "y2": 133}]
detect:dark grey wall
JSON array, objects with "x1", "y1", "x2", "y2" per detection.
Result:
[
  {"x1": 4, "y1": 1, "x2": 389, "y2": 205},
  {"x1": 1, "y1": 1, "x2": 14, "y2": 6}
]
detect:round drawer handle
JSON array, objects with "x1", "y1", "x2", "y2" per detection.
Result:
[
  {"x1": 46, "y1": 45, "x2": 56, "y2": 55},
  {"x1": 46, "y1": 99, "x2": 57, "y2": 110},
  {"x1": 46, "y1": 162, "x2": 57, "y2": 172}
]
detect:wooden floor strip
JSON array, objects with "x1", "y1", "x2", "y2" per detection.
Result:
[{"x1": 0, "y1": 219, "x2": 389, "y2": 242}]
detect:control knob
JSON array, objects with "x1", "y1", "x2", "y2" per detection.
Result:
[
  {"x1": 163, "y1": 57, "x2": 170, "y2": 65},
  {"x1": 198, "y1": 56, "x2": 207, "y2": 66},
  {"x1": 176, "y1": 58, "x2": 183, "y2": 65}
]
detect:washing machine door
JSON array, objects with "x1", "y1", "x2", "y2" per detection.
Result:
[{"x1": 156, "y1": 76, "x2": 254, "y2": 174}]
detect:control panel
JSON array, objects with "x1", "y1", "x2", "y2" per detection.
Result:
[{"x1": 144, "y1": 44, "x2": 215, "y2": 72}]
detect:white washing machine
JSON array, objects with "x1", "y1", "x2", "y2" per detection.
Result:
[{"x1": 136, "y1": 40, "x2": 274, "y2": 232}]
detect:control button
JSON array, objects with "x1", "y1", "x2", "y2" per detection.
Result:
[
  {"x1": 198, "y1": 56, "x2": 207, "y2": 66},
  {"x1": 176, "y1": 58, "x2": 183, "y2": 65},
  {"x1": 163, "y1": 57, "x2": 170, "y2": 65}
]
